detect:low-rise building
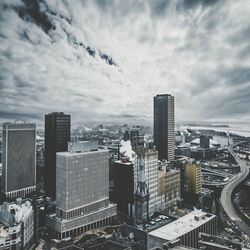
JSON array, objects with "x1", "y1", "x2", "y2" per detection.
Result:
[
  {"x1": 158, "y1": 168, "x2": 180, "y2": 207},
  {"x1": 0, "y1": 199, "x2": 34, "y2": 250},
  {"x1": 148, "y1": 209, "x2": 217, "y2": 249},
  {"x1": 199, "y1": 233, "x2": 247, "y2": 250}
]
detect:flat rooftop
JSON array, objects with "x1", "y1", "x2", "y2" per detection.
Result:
[
  {"x1": 57, "y1": 149, "x2": 109, "y2": 157},
  {"x1": 148, "y1": 210, "x2": 215, "y2": 241},
  {"x1": 0, "y1": 225, "x2": 9, "y2": 238},
  {"x1": 113, "y1": 160, "x2": 133, "y2": 166}
]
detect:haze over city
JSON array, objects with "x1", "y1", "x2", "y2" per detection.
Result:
[{"x1": 1, "y1": 0, "x2": 250, "y2": 124}]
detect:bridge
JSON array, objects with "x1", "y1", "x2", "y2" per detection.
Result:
[
  {"x1": 220, "y1": 142, "x2": 250, "y2": 238},
  {"x1": 202, "y1": 180, "x2": 228, "y2": 187},
  {"x1": 201, "y1": 168, "x2": 233, "y2": 178}
]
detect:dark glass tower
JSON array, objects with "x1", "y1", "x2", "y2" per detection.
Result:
[
  {"x1": 123, "y1": 129, "x2": 144, "y2": 150},
  {"x1": 154, "y1": 94, "x2": 175, "y2": 161},
  {"x1": 1, "y1": 122, "x2": 36, "y2": 198},
  {"x1": 44, "y1": 112, "x2": 70, "y2": 199}
]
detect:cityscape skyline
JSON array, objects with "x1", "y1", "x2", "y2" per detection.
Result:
[{"x1": 1, "y1": 1, "x2": 250, "y2": 123}]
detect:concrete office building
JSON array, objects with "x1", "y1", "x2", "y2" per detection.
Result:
[
  {"x1": 154, "y1": 94, "x2": 175, "y2": 162},
  {"x1": 47, "y1": 142, "x2": 117, "y2": 239},
  {"x1": 148, "y1": 209, "x2": 217, "y2": 249},
  {"x1": 0, "y1": 199, "x2": 34, "y2": 250},
  {"x1": 135, "y1": 148, "x2": 164, "y2": 216},
  {"x1": 185, "y1": 163, "x2": 202, "y2": 194},
  {"x1": 1, "y1": 122, "x2": 36, "y2": 198},
  {"x1": 44, "y1": 112, "x2": 70, "y2": 199},
  {"x1": 158, "y1": 168, "x2": 181, "y2": 207}
]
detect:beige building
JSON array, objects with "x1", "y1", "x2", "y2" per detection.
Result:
[
  {"x1": 185, "y1": 163, "x2": 202, "y2": 194},
  {"x1": 158, "y1": 168, "x2": 180, "y2": 207}
]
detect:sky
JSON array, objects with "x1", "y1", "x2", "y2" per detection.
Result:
[{"x1": 1, "y1": 0, "x2": 250, "y2": 125}]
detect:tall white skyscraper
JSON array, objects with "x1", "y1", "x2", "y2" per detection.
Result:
[
  {"x1": 134, "y1": 148, "x2": 164, "y2": 216},
  {"x1": 1, "y1": 122, "x2": 36, "y2": 198}
]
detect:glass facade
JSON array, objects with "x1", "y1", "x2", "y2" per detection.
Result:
[
  {"x1": 154, "y1": 94, "x2": 175, "y2": 161},
  {"x1": 2, "y1": 123, "x2": 36, "y2": 197},
  {"x1": 44, "y1": 112, "x2": 70, "y2": 198}
]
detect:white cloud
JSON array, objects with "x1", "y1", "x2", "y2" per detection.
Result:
[{"x1": 1, "y1": 0, "x2": 250, "y2": 124}]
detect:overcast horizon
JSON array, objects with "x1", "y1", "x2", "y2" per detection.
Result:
[{"x1": 1, "y1": 0, "x2": 250, "y2": 124}]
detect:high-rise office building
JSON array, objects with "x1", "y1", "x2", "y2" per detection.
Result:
[
  {"x1": 1, "y1": 122, "x2": 36, "y2": 198},
  {"x1": 47, "y1": 142, "x2": 117, "y2": 239},
  {"x1": 154, "y1": 94, "x2": 175, "y2": 161},
  {"x1": 44, "y1": 112, "x2": 70, "y2": 198},
  {"x1": 113, "y1": 160, "x2": 134, "y2": 216},
  {"x1": 185, "y1": 163, "x2": 202, "y2": 194},
  {"x1": 134, "y1": 148, "x2": 163, "y2": 216},
  {"x1": 123, "y1": 129, "x2": 144, "y2": 150}
]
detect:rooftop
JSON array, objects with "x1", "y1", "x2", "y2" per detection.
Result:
[
  {"x1": 190, "y1": 138, "x2": 220, "y2": 147},
  {"x1": 148, "y1": 210, "x2": 215, "y2": 241},
  {"x1": 57, "y1": 149, "x2": 109, "y2": 157},
  {"x1": 0, "y1": 199, "x2": 33, "y2": 226},
  {"x1": 68, "y1": 141, "x2": 98, "y2": 152},
  {"x1": 113, "y1": 160, "x2": 133, "y2": 166}
]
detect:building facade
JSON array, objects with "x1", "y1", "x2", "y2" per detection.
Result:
[
  {"x1": 123, "y1": 129, "x2": 144, "y2": 150},
  {"x1": 185, "y1": 163, "x2": 202, "y2": 194},
  {"x1": 135, "y1": 148, "x2": 164, "y2": 216},
  {"x1": 158, "y1": 169, "x2": 181, "y2": 207},
  {"x1": 1, "y1": 122, "x2": 36, "y2": 198},
  {"x1": 154, "y1": 94, "x2": 175, "y2": 162},
  {"x1": 113, "y1": 160, "x2": 134, "y2": 216},
  {"x1": 47, "y1": 143, "x2": 117, "y2": 239},
  {"x1": 0, "y1": 199, "x2": 34, "y2": 250},
  {"x1": 134, "y1": 165, "x2": 149, "y2": 225},
  {"x1": 44, "y1": 112, "x2": 70, "y2": 199},
  {"x1": 200, "y1": 135, "x2": 210, "y2": 149}
]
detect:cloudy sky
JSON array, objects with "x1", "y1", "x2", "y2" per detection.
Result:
[{"x1": 1, "y1": 0, "x2": 250, "y2": 125}]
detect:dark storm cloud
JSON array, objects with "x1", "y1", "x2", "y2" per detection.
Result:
[
  {"x1": 182, "y1": 0, "x2": 219, "y2": 9},
  {"x1": 0, "y1": 110, "x2": 41, "y2": 120},
  {"x1": 227, "y1": 26, "x2": 250, "y2": 46},
  {"x1": 149, "y1": 0, "x2": 170, "y2": 17},
  {"x1": 4, "y1": 0, "x2": 117, "y2": 66},
  {"x1": 220, "y1": 67, "x2": 250, "y2": 86}
]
